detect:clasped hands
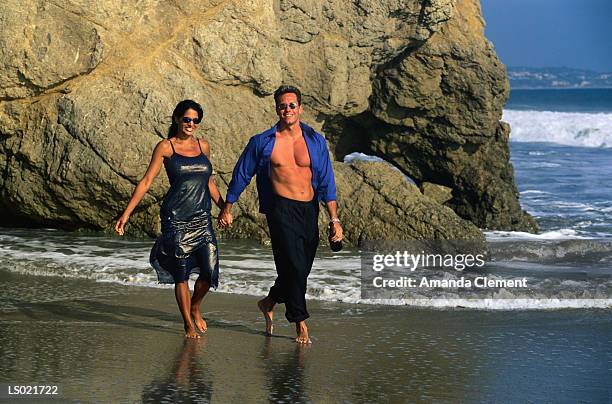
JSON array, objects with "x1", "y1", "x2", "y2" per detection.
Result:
[{"x1": 218, "y1": 205, "x2": 233, "y2": 229}]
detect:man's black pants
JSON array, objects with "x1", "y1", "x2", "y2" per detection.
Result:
[{"x1": 266, "y1": 195, "x2": 319, "y2": 323}]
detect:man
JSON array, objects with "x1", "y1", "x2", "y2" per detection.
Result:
[{"x1": 219, "y1": 85, "x2": 343, "y2": 344}]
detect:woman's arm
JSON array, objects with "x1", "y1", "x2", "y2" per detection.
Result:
[
  {"x1": 115, "y1": 140, "x2": 169, "y2": 235},
  {"x1": 200, "y1": 139, "x2": 225, "y2": 210}
]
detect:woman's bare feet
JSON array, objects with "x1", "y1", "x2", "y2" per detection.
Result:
[
  {"x1": 257, "y1": 297, "x2": 274, "y2": 336},
  {"x1": 190, "y1": 307, "x2": 207, "y2": 333},
  {"x1": 295, "y1": 321, "x2": 311, "y2": 344},
  {"x1": 184, "y1": 323, "x2": 201, "y2": 339},
  {"x1": 190, "y1": 277, "x2": 210, "y2": 334}
]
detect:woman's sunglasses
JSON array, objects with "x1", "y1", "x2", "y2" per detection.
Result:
[{"x1": 182, "y1": 117, "x2": 201, "y2": 124}]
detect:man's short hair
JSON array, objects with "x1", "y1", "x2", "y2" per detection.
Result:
[{"x1": 274, "y1": 85, "x2": 302, "y2": 105}]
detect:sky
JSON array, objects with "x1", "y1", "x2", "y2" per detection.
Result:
[{"x1": 480, "y1": 0, "x2": 612, "y2": 72}]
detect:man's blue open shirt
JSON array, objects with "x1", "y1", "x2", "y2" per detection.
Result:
[{"x1": 226, "y1": 122, "x2": 337, "y2": 214}]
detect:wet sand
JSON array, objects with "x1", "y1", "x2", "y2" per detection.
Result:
[{"x1": 0, "y1": 269, "x2": 610, "y2": 402}]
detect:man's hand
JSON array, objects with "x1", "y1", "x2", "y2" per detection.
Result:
[{"x1": 330, "y1": 222, "x2": 343, "y2": 242}]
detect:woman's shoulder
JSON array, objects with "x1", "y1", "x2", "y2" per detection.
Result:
[
  {"x1": 154, "y1": 139, "x2": 174, "y2": 158},
  {"x1": 197, "y1": 138, "x2": 210, "y2": 154}
]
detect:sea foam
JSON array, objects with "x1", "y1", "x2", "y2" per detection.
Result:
[
  {"x1": 503, "y1": 109, "x2": 612, "y2": 148},
  {"x1": 2, "y1": 229, "x2": 611, "y2": 311}
]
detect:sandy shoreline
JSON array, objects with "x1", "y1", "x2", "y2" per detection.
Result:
[{"x1": 1, "y1": 269, "x2": 610, "y2": 402}]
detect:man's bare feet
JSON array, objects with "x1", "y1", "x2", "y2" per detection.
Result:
[
  {"x1": 257, "y1": 297, "x2": 274, "y2": 336},
  {"x1": 295, "y1": 321, "x2": 311, "y2": 344},
  {"x1": 184, "y1": 323, "x2": 201, "y2": 339},
  {"x1": 190, "y1": 307, "x2": 207, "y2": 333}
]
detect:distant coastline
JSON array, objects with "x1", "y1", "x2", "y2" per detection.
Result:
[{"x1": 508, "y1": 66, "x2": 612, "y2": 89}]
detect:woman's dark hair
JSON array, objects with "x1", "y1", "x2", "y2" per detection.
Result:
[
  {"x1": 273, "y1": 85, "x2": 302, "y2": 106},
  {"x1": 167, "y1": 99, "x2": 204, "y2": 138}
]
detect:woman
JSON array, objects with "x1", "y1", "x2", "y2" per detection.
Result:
[{"x1": 115, "y1": 100, "x2": 224, "y2": 339}]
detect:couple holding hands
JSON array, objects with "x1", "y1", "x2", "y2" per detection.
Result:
[{"x1": 115, "y1": 85, "x2": 343, "y2": 344}]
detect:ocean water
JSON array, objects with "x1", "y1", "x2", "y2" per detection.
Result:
[
  {"x1": 502, "y1": 89, "x2": 612, "y2": 236},
  {"x1": 0, "y1": 89, "x2": 610, "y2": 311},
  {"x1": 504, "y1": 88, "x2": 612, "y2": 147},
  {"x1": 505, "y1": 88, "x2": 612, "y2": 113}
]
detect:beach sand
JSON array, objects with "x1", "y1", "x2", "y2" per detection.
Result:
[{"x1": 1, "y1": 269, "x2": 610, "y2": 403}]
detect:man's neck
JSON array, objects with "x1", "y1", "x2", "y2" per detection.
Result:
[{"x1": 277, "y1": 120, "x2": 302, "y2": 138}]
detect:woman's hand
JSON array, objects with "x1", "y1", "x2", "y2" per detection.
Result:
[
  {"x1": 218, "y1": 204, "x2": 233, "y2": 229},
  {"x1": 218, "y1": 211, "x2": 232, "y2": 229},
  {"x1": 115, "y1": 214, "x2": 129, "y2": 236}
]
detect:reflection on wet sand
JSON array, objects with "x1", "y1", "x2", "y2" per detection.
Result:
[
  {"x1": 261, "y1": 337, "x2": 311, "y2": 403},
  {"x1": 142, "y1": 338, "x2": 213, "y2": 403},
  {"x1": 1, "y1": 273, "x2": 609, "y2": 402}
]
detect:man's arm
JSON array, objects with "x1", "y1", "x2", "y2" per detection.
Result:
[
  {"x1": 317, "y1": 136, "x2": 343, "y2": 241},
  {"x1": 220, "y1": 136, "x2": 260, "y2": 227},
  {"x1": 316, "y1": 135, "x2": 337, "y2": 204},
  {"x1": 326, "y1": 200, "x2": 343, "y2": 242}
]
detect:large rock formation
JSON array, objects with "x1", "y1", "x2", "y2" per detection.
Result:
[
  {"x1": 0, "y1": 0, "x2": 535, "y2": 244},
  {"x1": 322, "y1": 0, "x2": 537, "y2": 232}
]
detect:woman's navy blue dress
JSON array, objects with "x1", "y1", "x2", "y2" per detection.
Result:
[{"x1": 149, "y1": 140, "x2": 219, "y2": 287}]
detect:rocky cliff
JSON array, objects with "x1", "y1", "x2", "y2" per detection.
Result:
[{"x1": 0, "y1": 0, "x2": 536, "y2": 244}]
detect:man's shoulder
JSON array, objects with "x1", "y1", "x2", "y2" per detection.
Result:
[
  {"x1": 248, "y1": 125, "x2": 277, "y2": 146},
  {"x1": 300, "y1": 122, "x2": 327, "y2": 143},
  {"x1": 300, "y1": 122, "x2": 325, "y2": 141}
]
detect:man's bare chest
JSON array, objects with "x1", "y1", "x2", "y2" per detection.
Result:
[{"x1": 270, "y1": 136, "x2": 311, "y2": 168}]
